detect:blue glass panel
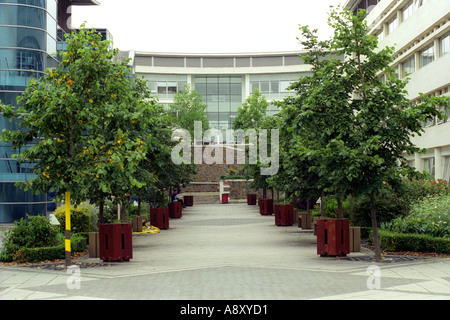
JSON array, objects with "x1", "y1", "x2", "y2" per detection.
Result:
[
  {"x1": 0, "y1": 48, "x2": 46, "y2": 72},
  {"x1": 0, "y1": 26, "x2": 46, "y2": 50},
  {"x1": 0, "y1": 70, "x2": 43, "y2": 90},
  {"x1": 0, "y1": 5, "x2": 46, "y2": 29},
  {"x1": 0, "y1": 0, "x2": 45, "y2": 8},
  {"x1": 0, "y1": 92, "x2": 21, "y2": 106},
  {"x1": 0, "y1": 182, "x2": 47, "y2": 223}
]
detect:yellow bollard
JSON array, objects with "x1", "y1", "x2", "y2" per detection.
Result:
[{"x1": 65, "y1": 191, "x2": 71, "y2": 266}]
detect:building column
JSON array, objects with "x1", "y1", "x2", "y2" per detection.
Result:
[
  {"x1": 415, "y1": 152, "x2": 424, "y2": 173},
  {"x1": 435, "y1": 147, "x2": 443, "y2": 179}
]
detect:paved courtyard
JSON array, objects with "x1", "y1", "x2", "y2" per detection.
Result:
[{"x1": 0, "y1": 203, "x2": 449, "y2": 303}]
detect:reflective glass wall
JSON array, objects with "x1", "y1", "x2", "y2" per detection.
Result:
[
  {"x1": 0, "y1": 0, "x2": 59, "y2": 222},
  {"x1": 194, "y1": 76, "x2": 242, "y2": 137}
]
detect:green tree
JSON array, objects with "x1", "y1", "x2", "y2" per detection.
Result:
[
  {"x1": 169, "y1": 84, "x2": 210, "y2": 137},
  {"x1": 233, "y1": 89, "x2": 268, "y2": 131},
  {"x1": 284, "y1": 9, "x2": 448, "y2": 261},
  {"x1": 0, "y1": 27, "x2": 154, "y2": 264}
]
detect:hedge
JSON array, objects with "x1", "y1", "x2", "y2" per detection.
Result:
[
  {"x1": 54, "y1": 205, "x2": 91, "y2": 233},
  {"x1": 370, "y1": 230, "x2": 450, "y2": 254},
  {"x1": 1, "y1": 233, "x2": 87, "y2": 263}
]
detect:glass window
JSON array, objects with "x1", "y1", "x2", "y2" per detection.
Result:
[
  {"x1": 440, "y1": 32, "x2": 450, "y2": 57},
  {"x1": 0, "y1": 48, "x2": 45, "y2": 72},
  {"x1": 0, "y1": 5, "x2": 46, "y2": 29},
  {"x1": 376, "y1": 29, "x2": 384, "y2": 43},
  {"x1": 402, "y1": 56, "x2": 415, "y2": 78},
  {"x1": 402, "y1": 0, "x2": 414, "y2": 22},
  {"x1": 443, "y1": 156, "x2": 450, "y2": 182},
  {"x1": 387, "y1": 17, "x2": 398, "y2": 35},
  {"x1": 167, "y1": 82, "x2": 177, "y2": 94},
  {"x1": 260, "y1": 81, "x2": 270, "y2": 93},
  {"x1": 0, "y1": 26, "x2": 47, "y2": 50},
  {"x1": 423, "y1": 157, "x2": 435, "y2": 177},
  {"x1": 271, "y1": 81, "x2": 279, "y2": 93},
  {"x1": 251, "y1": 82, "x2": 259, "y2": 94},
  {"x1": 280, "y1": 81, "x2": 291, "y2": 92},
  {"x1": 0, "y1": 0, "x2": 45, "y2": 7},
  {"x1": 420, "y1": 44, "x2": 434, "y2": 68},
  {"x1": 157, "y1": 82, "x2": 167, "y2": 94}
]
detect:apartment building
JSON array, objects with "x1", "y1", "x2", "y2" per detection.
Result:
[{"x1": 345, "y1": 0, "x2": 450, "y2": 180}]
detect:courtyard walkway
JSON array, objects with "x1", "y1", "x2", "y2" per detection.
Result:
[{"x1": 0, "y1": 203, "x2": 449, "y2": 303}]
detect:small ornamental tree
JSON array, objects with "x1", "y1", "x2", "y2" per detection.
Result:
[
  {"x1": 169, "y1": 84, "x2": 210, "y2": 137},
  {"x1": 284, "y1": 9, "x2": 449, "y2": 261},
  {"x1": 0, "y1": 27, "x2": 154, "y2": 265}
]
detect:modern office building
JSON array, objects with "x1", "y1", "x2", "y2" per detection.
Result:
[
  {"x1": 132, "y1": 51, "x2": 313, "y2": 139},
  {"x1": 344, "y1": 0, "x2": 450, "y2": 181},
  {"x1": 0, "y1": 0, "x2": 99, "y2": 223}
]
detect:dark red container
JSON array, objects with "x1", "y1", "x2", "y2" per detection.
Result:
[
  {"x1": 258, "y1": 199, "x2": 273, "y2": 215},
  {"x1": 150, "y1": 208, "x2": 169, "y2": 229},
  {"x1": 184, "y1": 195, "x2": 194, "y2": 206},
  {"x1": 247, "y1": 194, "x2": 257, "y2": 205},
  {"x1": 222, "y1": 193, "x2": 229, "y2": 204},
  {"x1": 316, "y1": 218, "x2": 350, "y2": 257},
  {"x1": 168, "y1": 202, "x2": 182, "y2": 218},
  {"x1": 99, "y1": 223, "x2": 133, "y2": 262},
  {"x1": 274, "y1": 204, "x2": 294, "y2": 226}
]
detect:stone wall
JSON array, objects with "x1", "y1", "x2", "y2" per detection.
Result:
[{"x1": 179, "y1": 146, "x2": 273, "y2": 201}]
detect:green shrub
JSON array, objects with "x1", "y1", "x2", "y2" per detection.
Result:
[
  {"x1": 1, "y1": 232, "x2": 87, "y2": 263},
  {"x1": 402, "y1": 178, "x2": 450, "y2": 205},
  {"x1": 372, "y1": 230, "x2": 450, "y2": 254},
  {"x1": 0, "y1": 215, "x2": 59, "y2": 262},
  {"x1": 54, "y1": 205, "x2": 91, "y2": 233},
  {"x1": 383, "y1": 194, "x2": 450, "y2": 238}
]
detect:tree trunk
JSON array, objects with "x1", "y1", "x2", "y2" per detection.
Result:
[
  {"x1": 137, "y1": 198, "x2": 141, "y2": 216},
  {"x1": 120, "y1": 201, "x2": 127, "y2": 222},
  {"x1": 263, "y1": 188, "x2": 267, "y2": 199},
  {"x1": 370, "y1": 194, "x2": 382, "y2": 262},
  {"x1": 306, "y1": 199, "x2": 310, "y2": 212},
  {"x1": 99, "y1": 200, "x2": 104, "y2": 224},
  {"x1": 337, "y1": 196, "x2": 344, "y2": 219},
  {"x1": 320, "y1": 191, "x2": 324, "y2": 218}
]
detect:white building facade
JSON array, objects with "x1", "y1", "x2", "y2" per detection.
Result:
[
  {"x1": 345, "y1": 0, "x2": 450, "y2": 181},
  {"x1": 131, "y1": 51, "x2": 312, "y2": 138}
]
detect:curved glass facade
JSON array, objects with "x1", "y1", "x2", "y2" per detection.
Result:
[{"x1": 0, "y1": 0, "x2": 58, "y2": 222}]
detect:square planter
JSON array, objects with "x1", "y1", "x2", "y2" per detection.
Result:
[
  {"x1": 247, "y1": 194, "x2": 257, "y2": 205},
  {"x1": 258, "y1": 199, "x2": 273, "y2": 215},
  {"x1": 274, "y1": 204, "x2": 294, "y2": 226},
  {"x1": 168, "y1": 202, "x2": 182, "y2": 218},
  {"x1": 316, "y1": 218, "x2": 350, "y2": 257},
  {"x1": 150, "y1": 208, "x2": 169, "y2": 230},
  {"x1": 297, "y1": 211, "x2": 312, "y2": 229},
  {"x1": 349, "y1": 226, "x2": 361, "y2": 252},
  {"x1": 184, "y1": 195, "x2": 194, "y2": 206},
  {"x1": 99, "y1": 223, "x2": 133, "y2": 262},
  {"x1": 132, "y1": 215, "x2": 147, "y2": 233}
]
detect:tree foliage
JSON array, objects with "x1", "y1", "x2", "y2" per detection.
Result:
[{"x1": 278, "y1": 8, "x2": 449, "y2": 260}]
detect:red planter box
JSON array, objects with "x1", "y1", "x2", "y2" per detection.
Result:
[
  {"x1": 316, "y1": 218, "x2": 350, "y2": 257},
  {"x1": 247, "y1": 194, "x2": 257, "y2": 205},
  {"x1": 99, "y1": 223, "x2": 133, "y2": 262},
  {"x1": 258, "y1": 199, "x2": 273, "y2": 215},
  {"x1": 222, "y1": 193, "x2": 229, "y2": 204},
  {"x1": 184, "y1": 195, "x2": 194, "y2": 206},
  {"x1": 274, "y1": 204, "x2": 294, "y2": 226},
  {"x1": 168, "y1": 202, "x2": 182, "y2": 218},
  {"x1": 150, "y1": 208, "x2": 169, "y2": 230}
]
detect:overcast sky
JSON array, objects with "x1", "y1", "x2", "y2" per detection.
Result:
[{"x1": 72, "y1": 0, "x2": 346, "y2": 53}]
